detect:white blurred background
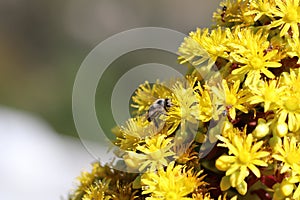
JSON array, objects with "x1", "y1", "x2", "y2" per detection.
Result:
[
  {"x1": 0, "y1": 106, "x2": 98, "y2": 199},
  {"x1": 0, "y1": 1, "x2": 219, "y2": 199}
]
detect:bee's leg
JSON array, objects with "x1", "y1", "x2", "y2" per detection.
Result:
[
  {"x1": 154, "y1": 118, "x2": 159, "y2": 128},
  {"x1": 154, "y1": 114, "x2": 168, "y2": 129}
]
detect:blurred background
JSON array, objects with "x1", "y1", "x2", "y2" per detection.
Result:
[{"x1": 0, "y1": 0, "x2": 220, "y2": 199}]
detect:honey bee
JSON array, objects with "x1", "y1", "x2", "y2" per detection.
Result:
[{"x1": 147, "y1": 98, "x2": 171, "y2": 127}]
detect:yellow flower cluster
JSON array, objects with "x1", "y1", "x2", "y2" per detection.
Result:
[{"x1": 69, "y1": 0, "x2": 300, "y2": 199}]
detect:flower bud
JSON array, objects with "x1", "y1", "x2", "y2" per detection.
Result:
[
  {"x1": 275, "y1": 122, "x2": 288, "y2": 137},
  {"x1": 280, "y1": 179, "x2": 294, "y2": 197},
  {"x1": 216, "y1": 155, "x2": 232, "y2": 171},
  {"x1": 253, "y1": 119, "x2": 270, "y2": 138}
]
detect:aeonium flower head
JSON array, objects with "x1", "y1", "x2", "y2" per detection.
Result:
[{"x1": 68, "y1": 0, "x2": 300, "y2": 199}]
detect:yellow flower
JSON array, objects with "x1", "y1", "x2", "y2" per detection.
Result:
[
  {"x1": 255, "y1": 69, "x2": 300, "y2": 132},
  {"x1": 141, "y1": 161, "x2": 206, "y2": 200},
  {"x1": 213, "y1": 0, "x2": 236, "y2": 25},
  {"x1": 248, "y1": 79, "x2": 286, "y2": 112},
  {"x1": 268, "y1": 0, "x2": 300, "y2": 38},
  {"x1": 213, "y1": 0, "x2": 256, "y2": 27},
  {"x1": 173, "y1": 143, "x2": 199, "y2": 165},
  {"x1": 115, "y1": 117, "x2": 158, "y2": 151},
  {"x1": 229, "y1": 28, "x2": 282, "y2": 85},
  {"x1": 124, "y1": 134, "x2": 175, "y2": 172},
  {"x1": 275, "y1": 69, "x2": 300, "y2": 132},
  {"x1": 272, "y1": 136, "x2": 300, "y2": 174},
  {"x1": 210, "y1": 79, "x2": 249, "y2": 119},
  {"x1": 82, "y1": 179, "x2": 111, "y2": 200},
  {"x1": 73, "y1": 162, "x2": 107, "y2": 197},
  {"x1": 178, "y1": 27, "x2": 230, "y2": 69},
  {"x1": 246, "y1": 0, "x2": 276, "y2": 21},
  {"x1": 276, "y1": 92, "x2": 300, "y2": 132},
  {"x1": 229, "y1": 0, "x2": 256, "y2": 26},
  {"x1": 216, "y1": 133, "x2": 270, "y2": 194},
  {"x1": 70, "y1": 162, "x2": 119, "y2": 199},
  {"x1": 110, "y1": 182, "x2": 139, "y2": 200},
  {"x1": 76, "y1": 171, "x2": 96, "y2": 194}
]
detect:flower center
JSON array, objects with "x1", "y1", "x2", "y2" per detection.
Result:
[
  {"x1": 284, "y1": 9, "x2": 298, "y2": 22},
  {"x1": 283, "y1": 96, "x2": 299, "y2": 112},
  {"x1": 226, "y1": 93, "x2": 237, "y2": 105},
  {"x1": 165, "y1": 191, "x2": 179, "y2": 200},
  {"x1": 250, "y1": 56, "x2": 264, "y2": 69},
  {"x1": 150, "y1": 150, "x2": 163, "y2": 160},
  {"x1": 239, "y1": 151, "x2": 251, "y2": 164}
]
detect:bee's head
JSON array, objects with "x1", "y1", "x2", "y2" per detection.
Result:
[
  {"x1": 155, "y1": 99, "x2": 165, "y2": 106},
  {"x1": 164, "y1": 98, "x2": 171, "y2": 108},
  {"x1": 153, "y1": 98, "x2": 171, "y2": 109}
]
